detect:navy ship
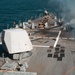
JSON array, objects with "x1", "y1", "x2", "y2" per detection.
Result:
[{"x1": 0, "y1": 10, "x2": 75, "y2": 75}]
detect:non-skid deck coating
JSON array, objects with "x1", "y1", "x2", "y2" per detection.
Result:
[
  {"x1": 26, "y1": 28, "x2": 72, "y2": 39},
  {"x1": 26, "y1": 38, "x2": 75, "y2": 75},
  {"x1": 0, "y1": 29, "x2": 75, "y2": 75}
]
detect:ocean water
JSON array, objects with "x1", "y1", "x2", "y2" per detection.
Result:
[
  {"x1": 0, "y1": 0, "x2": 64, "y2": 30},
  {"x1": 0, "y1": 0, "x2": 75, "y2": 38}
]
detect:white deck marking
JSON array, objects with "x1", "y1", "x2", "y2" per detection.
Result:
[
  {"x1": 33, "y1": 45, "x2": 49, "y2": 48},
  {"x1": 54, "y1": 31, "x2": 61, "y2": 48}
]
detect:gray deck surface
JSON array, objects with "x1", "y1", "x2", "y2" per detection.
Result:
[
  {"x1": 26, "y1": 38, "x2": 75, "y2": 75},
  {"x1": 0, "y1": 29, "x2": 75, "y2": 75}
]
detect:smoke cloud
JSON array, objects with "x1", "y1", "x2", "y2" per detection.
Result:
[
  {"x1": 48, "y1": 0, "x2": 75, "y2": 37},
  {"x1": 48, "y1": 0, "x2": 75, "y2": 21},
  {"x1": 60, "y1": 0, "x2": 75, "y2": 37}
]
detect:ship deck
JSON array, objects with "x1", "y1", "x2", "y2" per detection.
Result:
[
  {"x1": 16, "y1": 29, "x2": 75, "y2": 75},
  {"x1": 25, "y1": 38, "x2": 75, "y2": 75},
  {"x1": 0, "y1": 17, "x2": 75, "y2": 75}
]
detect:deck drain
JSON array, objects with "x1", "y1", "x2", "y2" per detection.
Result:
[
  {"x1": 47, "y1": 45, "x2": 65, "y2": 61},
  {"x1": 47, "y1": 54, "x2": 52, "y2": 57},
  {"x1": 57, "y1": 57, "x2": 62, "y2": 61}
]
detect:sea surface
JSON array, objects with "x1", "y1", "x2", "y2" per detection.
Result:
[
  {"x1": 0, "y1": 0, "x2": 75, "y2": 38},
  {"x1": 0, "y1": 0, "x2": 64, "y2": 30}
]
